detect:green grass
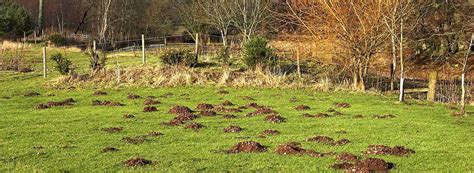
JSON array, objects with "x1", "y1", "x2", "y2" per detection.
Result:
[{"x1": 0, "y1": 69, "x2": 473, "y2": 172}]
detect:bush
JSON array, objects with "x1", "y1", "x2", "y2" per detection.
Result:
[
  {"x1": 217, "y1": 46, "x2": 231, "y2": 66},
  {"x1": 48, "y1": 34, "x2": 67, "y2": 46},
  {"x1": 0, "y1": 1, "x2": 34, "y2": 38},
  {"x1": 243, "y1": 37, "x2": 278, "y2": 69},
  {"x1": 160, "y1": 49, "x2": 197, "y2": 67},
  {"x1": 88, "y1": 49, "x2": 106, "y2": 72},
  {"x1": 50, "y1": 53, "x2": 72, "y2": 75}
]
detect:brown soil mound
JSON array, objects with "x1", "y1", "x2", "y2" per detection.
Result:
[
  {"x1": 227, "y1": 141, "x2": 267, "y2": 153},
  {"x1": 331, "y1": 162, "x2": 354, "y2": 170},
  {"x1": 169, "y1": 105, "x2": 192, "y2": 114},
  {"x1": 307, "y1": 136, "x2": 335, "y2": 145},
  {"x1": 365, "y1": 145, "x2": 415, "y2": 156},
  {"x1": 163, "y1": 112, "x2": 199, "y2": 126},
  {"x1": 123, "y1": 114, "x2": 135, "y2": 119},
  {"x1": 303, "y1": 113, "x2": 330, "y2": 118},
  {"x1": 275, "y1": 142, "x2": 325, "y2": 157},
  {"x1": 245, "y1": 102, "x2": 262, "y2": 108},
  {"x1": 102, "y1": 127, "x2": 123, "y2": 133},
  {"x1": 349, "y1": 158, "x2": 394, "y2": 172},
  {"x1": 35, "y1": 104, "x2": 50, "y2": 109},
  {"x1": 92, "y1": 100, "x2": 125, "y2": 106},
  {"x1": 25, "y1": 92, "x2": 40, "y2": 97},
  {"x1": 46, "y1": 98, "x2": 76, "y2": 107},
  {"x1": 200, "y1": 111, "x2": 217, "y2": 116},
  {"x1": 127, "y1": 93, "x2": 141, "y2": 99},
  {"x1": 196, "y1": 103, "x2": 214, "y2": 110},
  {"x1": 185, "y1": 122, "x2": 204, "y2": 130},
  {"x1": 265, "y1": 115, "x2": 286, "y2": 123},
  {"x1": 373, "y1": 114, "x2": 396, "y2": 119},
  {"x1": 93, "y1": 91, "x2": 108, "y2": 96},
  {"x1": 144, "y1": 99, "x2": 161, "y2": 105},
  {"x1": 101, "y1": 147, "x2": 119, "y2": 153},
  {"x1": 221, "y1": 100, "x2": 234, "y2": 106},
  {"x1": 214, "y1": 106, "x2": 242, "y2": 113},
  {"x1": 336, "y1": 153, "x2": 359, "y2": 162},
  {"x1": 148, "y1": 131, "x2": 163, "y2": 137},
  {"x1": 247, "y1": 107, "x2": 277, "y2": 116},
  {"x1": 223, "y1": 114, "x2": 237, "y2": 119},
  {"x1": 143, "y1": 106, "x2": 158, "y2": 112},
  {"x1": 123, "y1": 157, "x2": 152, "y2": 167},
  {"x1": 295, "y1": 105, "x2": 311, "y2": 110},
  {"x1": 224, "y1": 125, "x2": 243, "y2": 133},
  {"x1": 334, "y1": 102, "x2": 351, "y2": 108},
  {"x1": 122, "y1": 136, "x2": 147, "y2": 144}
]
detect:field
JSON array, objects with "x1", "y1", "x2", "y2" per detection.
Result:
[{"x1": 1, "y1": 45, "x2": 474, "y2": 172}]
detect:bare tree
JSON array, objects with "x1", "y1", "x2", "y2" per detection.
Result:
[
  {"x1": 230, "y1": 0, "x2": 272, "y2": 43},
  {"x1": 198, "y1": 0, "x2": 233, "y2": 46},
  {"x1": 459, "y1": 34, "x2": 473, "y2": 114},
  {"x1": 38, "y1": 0, "x2": 44, "y2": 35}
]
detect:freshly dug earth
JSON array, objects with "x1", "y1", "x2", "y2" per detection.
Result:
[
  {"x1": 331, "y1": 162, "x2": 354, "y2": 170},
  {"x1": 37, "y1": 98, "x2": 77, "y2": 109},
  {"x1": 123, "y1": 158, "x2": 152, "y2": 167},
  {"x1": 258, "y1": 129, "x2": 280, "y2": 138},
  {"x1": 334, "y1": 102, "x2": 351, "y2": 108},
  {"x1": 275, "y1": 142, "x2": 324, "y2": 158},
  {"x1": 265, "y1": 115, "x2": 286, "y2": 123},
  {"x1": 307, "y1": 136, "x2": 350, "y2": 146},
  {"x1": 374, "y1": 114, "x2": 396, "y2": 119},
  {"x1": 365, "y1": 145, "x2": 415, "y2": 156},
  {"x1": 143, "y1": 106, "x2": 158, "y2": 112},
  {"x1": 336, "y1": 153, "x2": 359, "y2": 162},
  {"x1": 102, "y1": 127, "x2": 123, "y2": 133},
  {"x1": 223, "y1": 125, "x2": 243, "y2": 133},
  {"x1": 185, "y1": 122, "x2": 204, "y2": 130},
  {"x1": 227, "y1": 141, "x2": 267, "y2": 153},
  {"x1": 169, "y1": 105, "x2": 192, "y2": 114},
  {"x1": 349, "y1": 158, "x2": 394, "y2": 172},
  {"x1": 221, "y1": 100, "x2": 234, "y2": 106},
  {"x1": 222, "y1": 114, "x2": 237, "y2": 119},
  {"x1": 123, "y1": 114, "x2": 135, "y2": 119},
  {"x1": 303, "y1": 113, "x2": 330, "y2": 118},
  {"x1": 164, "y1": 112, "x2": 199, "y2": 126},
  {"x1": 144, "y1": 99, "x2": 161, "y2": 105},
  {"x1": 247, "y1": 107, "x2": 277, "y2": 117},
  {"x1": 92, "y1": 100, "x2": 125, "y2": 107},
  {"x1": 196, "y1": 103, "x2": 214, "y2": 110},
  {"x1": 101, "y1": 147, "x2": 119, "y2": 153},
  {"x1": 122, "y1": 136, "x2": 147, "y2": 144},
  {"x1": 295, "y1": 105, "x2": 311, "y2": 110},
  {"x1": 127, "y1": 93, "x2": 141, "y2": 99},
  {"x1": 148, "y1": 131, "x2": 163, "y2": 137},
  {"x1": 214, "y1": 106, "x2": 242, "y2": 113},
  {"x1": 200, "y1": 111, "x2": 217, "y2": 116}
]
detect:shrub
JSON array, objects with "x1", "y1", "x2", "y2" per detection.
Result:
[
  {"x1": 0, "y1": 1, "x2": 34, "y2": 38},
  {"x1": 243, "y1": 37, "x2": 278, "y2": 69},
  {"x1": 48, "y1": 34, "x2": 67, "y2": 46},
  {"x1": 160, "y1": 49, "x2": 197, "y2": 67},
  {"x1": 217, "y1": 46, "x2": 231, "y2": 66},
  {"x1": 50, "y1": 53, "x2": 72, "y2": 75},
  {"x1": 88, "y1": 49, "x2": 106, "y2": 73}
]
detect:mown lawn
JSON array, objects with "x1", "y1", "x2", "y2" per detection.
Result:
[{"x1": 0, "y1": 71, "x2": 473, "y2": 172}]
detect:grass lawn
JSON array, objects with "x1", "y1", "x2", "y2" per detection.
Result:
[{"x1": 0, "y1": 70, "x2": 473, "y2": 172}]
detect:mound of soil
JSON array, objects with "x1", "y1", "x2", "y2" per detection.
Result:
[
  {"x1": 123, "y1": 114, "x2": 135, "y2": 119},
  {"x1": 227, "y1": 141, "x2": 267, "y2": 153},
  {"x1": 259, "y1": 129, "x2": 280, "y2": 137},
  {"x1": 295, "y1": 105, "x2": 311, "y2": 110},
  {"x1": 247, "y1": 107, "x2": 277, "y2": 117},
  {"x1": 169, "y1": 105, "x2": 192, "y2": 115},
  {"x1": 265, "y1": 115, "x2": 286, "y2": 123},
  {"x1": 46, "y1": 98, "x2": 76, "y2": 107},
  {"x1": 122, "y1": 136, "x2": 147, "y2": 144},
  {"x1": 200, "y1": 111, "x2": 217, "y2": 116},
  {"x1": 307, "y1": 136, "x2": 335, "y2": 145},
  {"x1": 221, "y1": 100, "x2": 234, "y2": 106},
  {"x1": 144, "y1": 99, "x2": 161, "y2": 105},
  {"x1": 334, "y1": 139, "x2": 351, "y2": 146},
  {"x1": 224, "y1": 125, "x2": 243, "y2": 133},
  {"x1": 92, "y1": 100, "x2": 125, "y2": 107},
  {"x1": 334, "y1": 102, "x2": 351, "y2": 108},
  {"x1": 127, "y1": 93, "x2": 141, "y2": 99},
  {"x1": 143, "y1": 106, "x2": 158, "y2": 112},
  {"x1": 93, "y1": 91, "x2": 108, "y2": 96},
  {"x1": 331, "y1": 162, "x2": 354, "y2": 170},
  {"x1": 163, "y1": 112, "x2": 199, "y2": 126},
  {"x1": 185, "y1": 122, "x2": 204, "y2": 130},
  {"x1": 336, "y1": 153, "x2": 359, "y2": 162},
  {"x1": 373, "y1": 114, "x2": 396, "y2": 119},
  {"x1": 303, "y1": 113, "x2": 330, "y2": 118},
  {"x1": 148, "y1": 131, "x2": 163, "y2": 137},
  {"x1": 123, "y1": 157, "x2": 152, "y2": 167},
  {"x1": 349, "y1": 158, "x2": 394, "y2": 172},
  {"x1": 365, "y1": 145, "x2": 415, "y2": 156},
  {"x1": 275, "y1": 142, "x2": 325, "y2": 157},
  {"x1": 102, "y1": 127, "x2": 123, "y2": 133},
  {"x1": 101, "y1": 147, "x2": 119, "y2": 153},
  {"x1": 223, "y1": 114, "x2": 237, "y2": 119},
  {"x1": 35, "y1": 103, "x2": 50, "y2": 109},
  {"x1": 24, "y1": 92, "x2": 40, "y2": 97},
  {"x1": 245, "y1": 102, "x2": 262, "y2": 108},
  {"x1": 196, "y1": 103, "x2": 214, "y2": 110},
  {"x1": 214, "y1": 106, "x2": 242, "y2": 113}
]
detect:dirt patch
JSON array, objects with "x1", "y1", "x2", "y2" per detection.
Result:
[
  {"x1": 334, "y1": 102, "x2": 351, "y2": 108},
  {"x1": 185, "y1": 122, "x2": 204, "y2": 130},
  {"x1": 275, "y1": 142, "x2": 325, "y2": 157},
  {"x1": 247, "y1": 107, "x2": 277, "y2": 117},
  {"x1": 148, "y1": 131, "x2": 163, "y2": 137},
  {"x1": 303, "y1": 113, "x2": 330, "y2": 118},
  {"x1": 227, "y1": 141, "x2": 267, "y2": 153},
  {"x1": 24, "y1": 92, "x2": 40, "y2": 97},
  {"x1": 143, "y1": 106, "x2": 158, "y2": 112},
  {"x1": 295, "y1": 105, "x2": 311, "y2": 111},
  {"x1": 196, "y1": 103, "x2": 214, "y2": 110},
  {"x1": 127, "y1": 93, "x2": 141, "y2": 99},
  {"x1": 221, "y1": 100, "x2": 234, "y2": 106},
  {"x1": 169, "y1": 105, "x2": 192, "y2": 114},
  {"x1": 46, "y1": 98, "x2": 76, "y2": 107},
  {"x1": 214, "y1": 106, "x2": 242, "y2": 113},
  {"x1": 265, "y1": 115, "x2": 286, "y2": 123},
  {"x1": 224, "y1": 125, "x2": 243, "y2": 133},
  {"x1": 365, "y1": 145, "x2": 415, "y2": 156},
  {"x1": 122, "y1": 136, "x2": 147, "y2": 144},
  {"x1": 336, "y1": 153, "x2": 359, "y2": 162},
  {"x1": 331, "y1": 162, "x2": 354, "y2": 170},
  {"x1": 102, "y1": 127, "x2": 123, "y2": 133},
  {"x1": 373, "y1": 114, "x2": 396, "y2": 119},
  {"x1": 92, "y1": 100, "x2": 125, "y2": 106},
  {"x1": 200, "y1": 111, "x2": 217, "y2": 116},
  {"x1": 223, "y1": 114, "x2": 237, "y2": 119},
  {"x1": 35, "y1": 104, "x2": 50, "y2": 109},
  {"x1": 93, "y1": 91, "x2": 108, "y2": 96},
  {"x1": 164, "y1": 112, "x2": 199, "y2": 126},
  {"x1": 123, "y1": 114, "x2": 135, "y2": 119},
  {"x1": 123, "y1": 157, "x2": 153, "y2": 167},
  {"x1": 144, "y1": 99, "x2": 161, "y2": 105},
  {"x1": 245, "y1": 102, "x2": 262, "y2": 108},
  {"x1": 307, "y1": 136, "x2": 350, "y2": 146},
  {"x1": 101, "y1": 147, "x2": 119, "y2": 153},
  {"x1": 349, "y1": 158, "x2": 394, "y2": 172}
]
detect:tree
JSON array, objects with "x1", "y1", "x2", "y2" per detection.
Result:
[
  {"x1": 459, "y1": 34, "x2": 473, "y2": 114},
  {"x1": 198, "y1": 0, "x2": 233, "y2": 46},
  {"x1": 0, "y1": 0, "x2": 34, "y2": 38},
  {"x1": 230, "y1": 0, "x2": 272, "y2": 43},
  {"x1": 37, "y1": 0, "x2": 44, "y2": 35}
]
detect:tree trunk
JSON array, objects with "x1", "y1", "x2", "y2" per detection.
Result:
[
  {"x1": 390, "y1": 33, "x2": 397, "y2": 91},
  {"x1": 461, "y1": 73, "x2": 466, "y2": 113},
  {"x1": 38, "y1": 0, "x2": 44, "y2": 35},
  {"x1": 427, "y1": 69, "x2": 438, "y2": 102}
]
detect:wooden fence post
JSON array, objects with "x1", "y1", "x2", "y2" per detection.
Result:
[
  {"x1": 164, "y1": 37, "x2": 167, "y2": 49},
  {"x1": 34, "y1": 31, "x2": 37, "y2": 44},
  {"x1": 142, "y1": 34, "x2": 146, "y2": 64},
  {"x1": 93, "y1": 40, "x2": 97, "y2": 53},
  {"x1": 42, "y1": 47, "x2": 47, "y2": 78},
  {"x1": 195, "y1": 33, "x2": 199, "y2": 61}
]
